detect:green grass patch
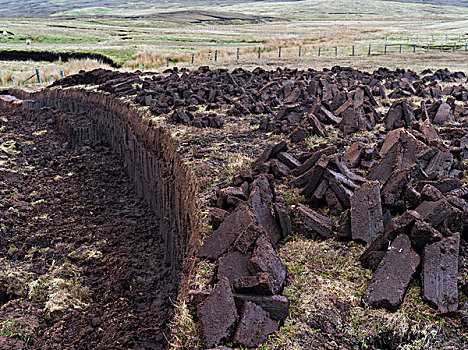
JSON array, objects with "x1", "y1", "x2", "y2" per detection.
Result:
[
  {"x1": 271, "y1": 237, "x2": 452, "y2": 349},
  {"x1": 0, "y1": 36, "x2": 106, "y2": 44},
  {"x1": 0, "y1": 317, "x2": 36, "y2": 344}
]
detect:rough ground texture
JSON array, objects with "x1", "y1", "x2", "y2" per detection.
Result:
[
  {"x1": 0, "y1": 103, "x2": 175, "y2": 348},
  {"x1": 0, "y1": 62, "x2": 467, "y2": 349}
]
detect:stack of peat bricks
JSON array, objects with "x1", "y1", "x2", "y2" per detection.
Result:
[{"x1": 48, "y1": 65, "x2": 468, "y2": 349}]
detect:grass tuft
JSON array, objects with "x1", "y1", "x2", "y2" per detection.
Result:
[
  {"x1": 169, "y1": 300, "x2": 202, "y2": 350},
  {"x1": 0, "y1": 317, "x2": 36, "y2": 344}
]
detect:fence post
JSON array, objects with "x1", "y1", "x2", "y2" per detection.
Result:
[
  {"x1": 60, "y1": 71, "x2": 64, "y2": 79},
  {"x1": 215, "y1": 49, "x2": 218, "y2": 61},
  {"x1": 191, "y1": 53, "x2": 194, "y2": 64},
  {"x1": 237, "y1": 48, "x2": 240, "y2": 60},
  {"x1": 12, "y1": 77, "x2": 15, "y2": 87},
  {"x1": 413, "y1": 44, "x2": 416, "y2": 53},
  {"x1": 318, "y1": 47, "x2": 321, "y2": 56},
  {"x1": 298, "y1": 45, "x2": 302, "y2": 57},
  {"x1": 279, "y1": 46, "x2": 282, "y2": 58},
  {"x1": 399, "y1": 44, "x2": 402, "y2": 53},
  {"x1": 258, "y1": 47, "x2": 261, "y2": 59},
  {"x1": 384, "y1": 43, "x2": 387, "y2": 54},
  {"x1": 35, "y1": 68, "x2": 41, "y2": 83},
  {"x1": 335, "y1": 47, "x2": 337, "y2": 56},
  {"x1": 368, "y1": 44, "x2": 371, "y2": 55},
  {"x1": 166, "y1": 59, "x2": 169, "y2": 67},
  {"x1": 352, "y1": 45, "x2": 355, "y2": 56}
]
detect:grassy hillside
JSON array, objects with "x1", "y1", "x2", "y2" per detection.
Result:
[
  {"x1": 0, "y1": 0, "x2": 297, "y2": 18},
  {"x1": 1, "y1": 0, "x2": 467, "y2": 19},
  {"x1": 383, "y1": 0, "x2": 468, "y2": 7},
  {"x1": 0, "y1": 0, "x2": 467, "y2": 85}
]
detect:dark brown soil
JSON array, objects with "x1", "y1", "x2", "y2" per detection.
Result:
[
  {"x1": 0, "y1": 50, "x2": 120, "y2": 68},
  {"x1": 0, "y1": 106, "x2": 174, "y2": 349}
]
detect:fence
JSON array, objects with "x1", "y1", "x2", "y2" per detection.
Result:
[
  {"x1": 155, "y1": 41, "x2": 468, "y2": 68},
  {"x1": 9, "y1": 69, "x2": 65, "y2": 87},
  {"x1": 6, "y1": 41, "x2": 468, "y2": 86}
]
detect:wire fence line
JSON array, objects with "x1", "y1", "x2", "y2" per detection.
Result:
[
  {"x1": 8, "y1": 41, "x2": 468, "y2": 86},
  {"x1": 149, "y1": 41, "x2": 468, "y2": 68}
]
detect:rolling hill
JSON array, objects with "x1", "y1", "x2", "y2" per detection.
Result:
[
  {"x1": 383, "y1": 0, "x2": 468, "y2": 7},
  {"x1": 0, "y1": 0, "x2": 298, "y2": 18}
]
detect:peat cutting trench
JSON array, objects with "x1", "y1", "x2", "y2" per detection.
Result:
[
  {"x1": 0, "y1": 64, "x2": 467, "y2": 350},
  {"x1": 0, "y1": 100, "x2": 176, "y2": 349}
]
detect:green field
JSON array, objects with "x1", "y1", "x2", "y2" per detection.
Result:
[{"x1": 0, "y1": 0, "x2": 467, "y2": 84}]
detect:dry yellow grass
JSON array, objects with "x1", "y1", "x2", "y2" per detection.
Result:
[
  {"x1": 0, "y1": 59, "x2": 112, "y2": 87},
  {"x1": 190, "y1": 52, "x2": 468, "y2": 75}
]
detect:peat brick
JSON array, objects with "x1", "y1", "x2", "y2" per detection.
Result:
[
  {"x1": 446, "y1": 195, "x2": 467, "y2": 211},
  {"x1": 234, "y1": 222, "x2": 265, "y2": 254},
  {"x1": 293, "y1": 203, "x2": 333, "y2": 239},
  {"x1": 270, "y1": 141, "x2": 288, "y2": 159},
  {"x1": 369, "y1": 128, "x2": 427, "y2": 182},
  {"x1": 290, "y1": 127, "x2": 309, "y2": 143},
  {"x1": 234, "y1": 294, "x2": 289, "y2": 324},
  {"x1": 350, "y1": 181, "x2": 384, "y2": 243},
  {"x1": 248, "y1": 236, "x2": 288, "y2": 294},
  {"x1": 360, "y1": 210, "x2": 421, "y2": 268},
  {"x1": 422, "y1": 233, "x2": 460, "y2": 313},
  {"x1": 299, "y1": 155, "x2": 330, "y2": 197},
  {"x1": 366, "y1": 250, "x2": 387, "y2": 271},
  {"x1": 381, "y1": 167, "x2": 413, "y2": 210},
  {"x1": 415, "y1": 199, "x2": 453, "y2": 228},
  {"x1": 190, "y1": 291, "x2": 289, "y2": 324},
  {"x1": 425, "y1": 151, "x2": 453, "y2": 177},
  {"x1": 276, "y1": 152, "x2": 301, "y2": 169},
  {"x1": 432, "y1": 102, "x2": 453, "y2": 125},
  {"x1": 249, "y1": 178, "x2": 282, "y2": 245},
  {"x1": 408, "y1": 220, "x2": 442, "y2": 252},
  {"x1": 327, "y1": 178, "x2": 354, "y2": 208},
  {"x1": 291, "y1": 146, "x2": 336, "y2": 177},
  {"x1": 420, "y1": 184, "x2": 444, "y2": 202},
  {"x1": 218, "y1": 251, "x2": 252, "y2": 287},
  {"x1": 362, "y1": 234, "x2": 420, "y2": 312},
  {"x1": 233, "y1": 302, "x2": 278, "y2": 348},
  {"x1": 325, "y1": 187, "x2": 344, "y2": 216},
  {"x1": 412, "y1": 119, "x2": 440, "y2": 142},
  {"x1": 270, "y1": 159, "x2": 291, "y2": 178},
  {"x1": 217, "y1": 187, "x2": 247, "y2": 210},
  {"x1": 273, "y1": 203, "x2": 293, "y2": 239},
  {"x1": 309, "y1": 112, "x2": 328, "y2": 137},
  {"x1": 309, "y1": 178, "x2": 329, "y2": 206},
  {"x1": 344, "y1": 141, "x2": 365, "y2": 168},
  {"x1": 198, "y1": 204, "x2": 255, "y2": 259},
  {"x1": 209, "y1": 208, "x2": 230, "y2": 230},
  {"x1": 233, "y1": 272, "x2": 274, "y2": 295},
  {"x1": 198, "y1": 278, "x2": 238, "y2": 348},
  {"x1": 252, "y1": 145, "x2": 273, "y2": 170},
  {"x1": 337, "y1": 209, "x2": 352, "y2": 240},
  {"x1": 418, "y1": 178, "x2": 462, "y2": 194}
]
